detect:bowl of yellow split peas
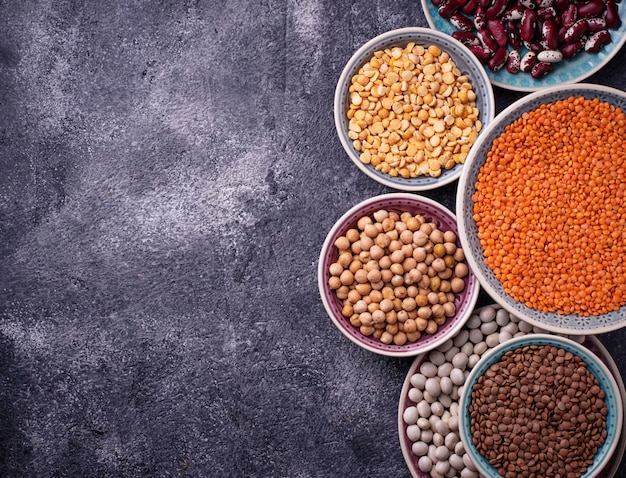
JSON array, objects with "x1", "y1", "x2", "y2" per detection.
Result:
[{"x1": 334, "y1": 27, "x2": 495, "y2": 191}]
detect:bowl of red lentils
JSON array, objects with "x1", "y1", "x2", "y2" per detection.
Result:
[
  {"x1": 457, "y1": 83, "x2": 626, "y2": 334},
  {"x1": 318, "y1": 193, "x2": 480, "y2": 357},
  {"x1": 334, "y1": 27, "x2": 495, "y2": 191},
  {"x1": 459, "y1": 333, "x2": 623, "y2": 478}
]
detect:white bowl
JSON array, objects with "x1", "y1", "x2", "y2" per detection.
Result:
[
  {"x1": 457, "y1": 83, "x2": 626, "y2": 334},
  {"x1": 334, "y1": 27, "x2": 495, "y2": 191}
]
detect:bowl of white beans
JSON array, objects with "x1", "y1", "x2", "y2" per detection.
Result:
[
  {"x1": 334, "y1": 27, "x2": 495, "y2": 191},
  {"x1": 398, "y1": 304, "x2": 626, "y2": 478},
  {"x1": 318, "y1": 193, "x2": 480, "y2": 357}
]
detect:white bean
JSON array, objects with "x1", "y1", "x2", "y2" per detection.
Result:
[
  {"x1": 412, "y1": 440, "x2": 429, "y2": 457},
  {"x1": 417, "y1": 400, "x2": 431, "y2": 417},
  {"x1": 454, "y1": 440, "x2": 465, "y2": 455},
  {"x1": 461, "y1": 341, "x2": 474, "y2": 356},
  {"x1": 502, "y1": 321, "x2": 519, "y2": 335},
  {"x1": 453, "y1": 329, "x2": 469, "y2": 347},
  {"x1": 431, "y1": 401, "x2": 445, "y2": 416},
  {"x1": 480, "y1": 320, "x2": 498, "y2": 335},
  {"x1": 468, "y1": 353, "x2": 481, "y2": 368},
  {"x1": 450, "y1": 368, "x2": 465, "y2": 386},
  {"x1": 499, "y1": 330, "x2": 513, "y2": 343},
  {"x1": 495, "y1": 308, "x2": 510, "y2": 326},
  {"x1": 437, "y1": 338, "x2": 454, "y2": 352},
  {"x1": 440, "y1": 376, "x2": 453, "y2": 395},
  {"x1": 410, "y1": 373, "x2": 427, "y2": 388},
  {"x1": 518, "y1": 320, "x2": 533, "y2": 333},
  {"x1": 448, "y1": 452, "x2": 464, "y2": 470},
  {"x1": 403, "y1": 406, "x2": 419, "y2": 424},
  {"x1": 418, "y1": 455, "x2": 433, "y2": 473},
  {"x1": 473, "y1": 341, "x2": 488, "y2": 355},
  {"x1": 425, "y1": 377, "x2": 442, "y2": 397},
  {"x1": 438, "y1": 393, "x2": 452, "y2": 408},
  {"x1": 423, "y1": 390, "x2": 437, "y2": 403},
  {"x1": 417, "y1": 417, "x2": 431, "y2": 429},
  {"x1": 447, "y1": 415, "x2": 459, "y2": 431},
  {"x1": 408, "y1": 388, "x2": 423, "y2": 403},
  {"x1": 466, "y1": 314, "x2": 481, "y2": 329},
  {"x1": 435, "y1": 458, "x2": 450, "y2": 475},
  {"x1": 429, "y1": 350, "x2": 446, "y2": 366},
  {"x1": 444, "y1": 346, "x2": 460, "y2": 362},
  {"x1": 445, "y1": 431, "x2": 459, "y2": 449},
  {"x1": 468, "y1": 328, "x2": 483, "y2": 344},
  {"x1": 463, "y1": 452, "x2": 478, "y2": 471},
  {"x1": 479, "y1": 306, "x2": 496, "y2": 322},
  {"x1": 437, "y1": 362, "x2": 453, "y2": 378},
  {"x1": 486, "y1": 331, "x2": 500, "y2": 347},
  {"x1": 432, "y1": 432, "x2": 445, "y2": 447},
  {"x1": 452, "y1": 352, "x2": 468, "y2": 370},
  {"x1": 421, "y1": 429, "x2": 434, "y2": 442},
  {"x1": 406, "y1": 424, "x2": 421, "y2": 441},
  {"x1": 434, "y1": 445, "x2": 450, "y2": 461},
  {"x1": 420, "y1": 362, "x2": 438, "y2": 377},
  {"x1": 461, "y1": 469, "x2": 479, "y2": 478}
]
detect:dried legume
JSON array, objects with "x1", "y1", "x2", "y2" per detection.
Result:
[
  {"x1": 402, "y1": 305, "x2": 585, "y2": 478},
  {"x1": 473, "y1": 96, "x2": 626, "y2": 316},
  {"x1": 347, "y1": 44, "x2": 482, "y2": 178},
  {"x1": 328, "y1": 209, "x2": 469, "y2": 345},
  {"x1": 469, "y1": 344, "x2": 608, "y2": 477}
]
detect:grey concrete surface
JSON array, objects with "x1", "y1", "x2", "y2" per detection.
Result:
[{"x1": 1, "y1": 1, "x2": 625, "y2": 477}]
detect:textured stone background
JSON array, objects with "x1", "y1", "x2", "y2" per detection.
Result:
[{"x1": 1, "y1": 1, "x2": 625, "y2": 477}]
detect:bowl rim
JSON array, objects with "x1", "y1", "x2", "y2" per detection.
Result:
[
  {"x1": 458, "y1": 333, "x2": 624, "y2": 478},
  {"x1": 317, "y1": 192, "x2": 480, "y2": 357},
  {"x1": 456, "y1": 82, "x2": 626, "y2": 335},
  {"x1": 333, "y1": 26, "x2": 496, "y2": 192}
]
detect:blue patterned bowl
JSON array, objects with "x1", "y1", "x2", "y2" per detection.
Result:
[
  {"x1": 334, "y1": 27, "x2": 495, "y2": 191},
  {"x1": 459, "y1": 334, "x2": 623, "y2": 478},
  {"x1": 422, "y1": 0, "x2": 626, "y2": 92},
  {"x1": 457, "y1": 83, "x2": 626, "y2": 334}
]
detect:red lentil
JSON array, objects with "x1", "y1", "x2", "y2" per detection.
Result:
[{"x1": 472, "y1": 96, "x2": 626, "y2": 316}]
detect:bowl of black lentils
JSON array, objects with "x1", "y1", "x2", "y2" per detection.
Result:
[{"x1": 458, "y1": 333, "x2": 623, "y2": 478}]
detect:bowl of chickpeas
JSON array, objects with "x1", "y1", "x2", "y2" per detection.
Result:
[
  {"x1": 334, "y1": 27, "x2": 495, "y2": 191},
  {"x1": 457, "y1": 83, "x2": 626, "y2": 334},
  {"x1": 318, "y1": 193, "x2": 480, "y2": 357}
]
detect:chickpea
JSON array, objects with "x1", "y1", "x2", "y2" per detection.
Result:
[
  {"x1": 393, "y1": 331, "x2": 407, "y2": 346},
  {"x1": 451, "y1": 277, "x2": 466, "y2": 293},
  {"x1": 335, "y1": 236, "x2": 350, "y2": 251}
]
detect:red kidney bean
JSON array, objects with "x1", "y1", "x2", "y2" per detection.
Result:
[
  {"x1": 537, "y1": 49, "x2": 564, "y2": 61},
  {"x1": 473, "y1": 5, "x2": 488, "y2": 29},
  {"x1": 520, "y1": 51, "x2": 538, "y2": 71},
  {"x1": 506, "y1": 49, "x2": 521, "y2": 72},
  {"x1": 605, "y1": 0, "x2": 621, "y2": 28},
  {"x1": 488, "y1": 46, "x2": 509, "y2": 70},
  {"x1": 501, "y1": 4, "x2": 525, "y2": 21},
  {"x1": 524, "y1": 40, "x2": 544, "y2": 51},
  {"x1": 521, "y1": 9, "x2": 539, "y2": 41},
  {"x1": 487, "y1": 19, "x2": 509, "y2": 46},
  {"x1": 565, "y1": 19, "x2": 589, "y2": 42},
  {"x1": 561, "y1": 37, "x2": 585, "y2": 57},
  {"x1": 561, "y1": 4, "x2": 577, "y2": 28},
  {"x1": 585, "y1": 29, "x2": 611, "y2": 52},
  {"x1": 478, "y1": 28, "x2": 500, "y2": 50},
  {"x1": 554, "y1": 0, "x2": 568, "y2": 11},
  {"x1": 438, "y1": 0, "x2": 460, "y2": 18},
  {"x1": 468, "y1": 44, "x2": 493, "y2": 62},
  {"x1": 508, "y1": 21, "x2": 523, "y2": 49},
  {"x1": 431, "y1": 0, "x2": 446, "y2": 7},
  {"x1": 531, "y1": 61, "x2": 553, "y2": 77},
  {"x1": 537, "y1": 6, "x2": 558, "y2": 21},
  {"x1": 538, "y1": 0, "x2": 554, "y2": 8},
  {"x1": 478, "y1": 0, "x2": 491, "y2": 9},
  {"x1": 577, "y1": 0, "x2": 605, "y2": 18},
  {"x1": 452, "y1": 30, "x2": 482, "y2": 45},
  {"x1": 588, "y1": 17, "x2": 607, "y2": 32},
  {"x1": 486, "y1": 0, "x2": 509, "y2": 19},
  {"x1": 542, "y1": 19, "x2": 560, "y2": 49},
  {"x1": 462, "y1": 0, "x2": 479, "y2": 15},
  {"x1": 450, "y1": 12, "x2": 476, "y2": 31},
  {"x1": 520, "y1": 0, "x2": 537, "y2": 9}
]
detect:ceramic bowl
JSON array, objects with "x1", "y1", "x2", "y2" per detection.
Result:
[
  {"x1": 457, "y1": 83, "x2": 626, "y2": 334},
  {"x1": 459, "y1": 334, "x2": 623, "y2": 478},
  {"x1": 334, "y1": 27, "x2": 495, "y2": 191},
  {"x1": 318, "y1": 193, "x2": 480, "y2": 357}
]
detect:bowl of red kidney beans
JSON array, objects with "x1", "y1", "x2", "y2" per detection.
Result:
[{"x1": 421, "y1": 0, "x2": 626, "y2": 91}]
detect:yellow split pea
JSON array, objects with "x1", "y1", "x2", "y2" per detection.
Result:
[{"x1": 347, "y1": 43, "x2": 482, "y2": 179}]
